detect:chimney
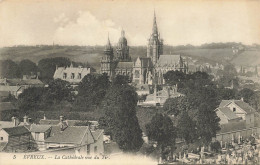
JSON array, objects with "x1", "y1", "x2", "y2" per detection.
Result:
[
  {"x1": 43, "y1": 114, "x2": 46, "y2": 120},
  {"x1": 60, "y1": 116, "x2": 63, "y2": 122},
  {"x1": 11, "y1": 117, "x2": 18, "y2": 127},
  {"x1": 23, "y1": 115, "x2": 29, "y2": 124},
  {"x1": 241, "y1": 97, "x2": 244, "y2": 102}
]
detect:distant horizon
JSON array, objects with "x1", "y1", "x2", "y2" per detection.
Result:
[{"x1": 1, "y1": 42, "x2": 259, "y2": 49}]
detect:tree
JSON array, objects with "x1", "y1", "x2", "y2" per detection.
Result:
[
  {"x1": 163, "y1": 97, "x2": 181, "y2": 116},
  {"x1": 163, "y1": 70, "x2": 186, "y2": 85},
  {"x1": 74, "y1": 73, "x2": 110, "y2": 111},
  {"x1": 237, "y1": 88, "x2": 260, "y2": 111},
  {"x1": 19, "y1": 59, "x2": 37, "y2": 76},
  {"x1": 0, "y1": 60, "x2": 20, "y2": 78},
  {"x1": 113, "y1": 75, "x2": 129, "y2": 85},
  {"x1": 46, "y1": 79, "x2": 73, "y2": 103},
  {"x1": 101, "y1": 84, "x2": 143, "y2": 152},
  {"x1": 146, "y1": 113, "x2": 177, "y2": 160},
  {"x1": 38, "y1": 57, "x2": 71, "y2": 82},
  {"x1": 18, "y1": 87, "x2": 47, "y2": 112},
  {"x1": 176, "y1": 111, "x2": 197, "y2": 144},
  {"x1": 196, "y1": 103, "x2": 220, "y2": 146}
]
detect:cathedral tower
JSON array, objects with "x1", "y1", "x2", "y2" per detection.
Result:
[
  {"x1": 101, "y1": 36, "x2": 114, "y2": 76},
  {"x1": 116, "y1": 29, "x2": 131, "y2": 61},
  {"x1": 147, "y1": 11, "x2": 163, "y2": 65}
]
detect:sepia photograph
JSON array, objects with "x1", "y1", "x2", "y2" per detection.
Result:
[{"x1": 0, "y1": 0, "x2": 260, "y2": 164}]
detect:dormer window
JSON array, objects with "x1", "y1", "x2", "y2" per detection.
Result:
[
  {"x1": 233, "y1": 107, "x2": 236, "y2": 112},
  {"x1": 78, "y1": 73, "x2": 82, "y2": 79},
  {"x1": 71, "y1": 73, "x2": 75, "y2": 79},
  {"x1": 63, "y1": 73, "x2": 67, "y2": 79}
]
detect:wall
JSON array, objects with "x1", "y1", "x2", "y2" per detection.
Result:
[
  {"x1": 4, "y1": 133, "x2": 33, "y2": 152},
  {"x1": 0, "y1": 130, "x2": 9, "y2": 142},
  {"x1": 215, "y1": 127, "x2": 260, "y2": 144},
  {"x1": 226, "y1": 103, "x2": 246, "y2": 119}
]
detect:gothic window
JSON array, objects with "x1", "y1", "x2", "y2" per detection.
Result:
[
  {"x1": 233, "y1": 107, "x2": 236, "y2": 112},
  {"x1": 135, "y1": 70, "x2": 140, "y2": 78},
  {"x1": 63, "y1": 73, "x2": 67, "y2": 79}
]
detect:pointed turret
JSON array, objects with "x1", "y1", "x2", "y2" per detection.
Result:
[
  {"x1": 152, "y1": 10, "x2": 158, "y2": 36},
  {"x1": 105, "y1": 34, "x2": 112, "y2": 50}
]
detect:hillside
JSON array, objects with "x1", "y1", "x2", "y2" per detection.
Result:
[
  {"x1": 1, "y1": 44, "x2": 259, "y2": 70},
  {"x1": 231, "y1": 50, "x2": 260, "y2": 66}
]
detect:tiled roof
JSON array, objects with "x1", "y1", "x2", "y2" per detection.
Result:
[
  {"x1": 217, "y1": 107, "x2": 240, "y2": 120},
  {"x1": 116, "y1": 62, "x2": 134, "y2": 69},
  {"x1": 0, "y1": 91, "x2": 10, "y2": 97},
  {"x1": 234, "y1": 100, "x2": 256, "y2": 114},
  {"x1": 53, "y1": 67, "x2": 91, "y2": 80},
  {"x1": 39, "y1": 119, "x2": 79, "y2": 126},
  {"x1": 4, "y1": 79, "x2": 44, "y2": 86},
  {"x1": 91, "y1": 129, "x2": 103, "y2": 141},
  {"x1": 30, "y1": 124, "x2": 51, "y2": 133},
  {"x1": 2, "y1": 126, "x2": 30, "y2": 136},
  {"x1": 45, "y1": 126, "x2": 93, "y2": 144},
  {"x1": 219, "y1": 100, "x2": 232, "y2": 108},
  {"x1": 157, "y1": 55, "x2": 181, "y2": 67},
  {"x1": 0, "y1": 121, "x2": 14, "y2": 129},
  {"x1": 0, "y1": 102, "x2": 17, "y2": 111},
  {"x1": 0, "y1": 85, "x2": 21, "y2": 92},
  {"x1": 0, "y1": 142, "x2": 7, "y2": 151},
  {"x1": 219, "y1": 100, "x2": 256, "y2": 114}
]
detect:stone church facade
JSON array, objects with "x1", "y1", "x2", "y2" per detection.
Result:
[{"x1": 100, "y1": 12, "x2": 188, "y2": 85}]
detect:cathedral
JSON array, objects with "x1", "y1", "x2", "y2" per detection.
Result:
[{"x1": 100, "y1": 12, "x2": 188, "y2": 85}]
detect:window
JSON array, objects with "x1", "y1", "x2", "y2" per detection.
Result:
[
  {"x1": 87, "y1": 144, "x2": 90, "y2": 154},
  {"x1": 78, "y1": 73, "x2": 82, "y2": 79},
  {"x1": 35, "y1": 133, "x2": 39, "y2": 141},
  {"x1": 0, "y1": 137, "x2": 3, "y2": 141},
  {"x1": 94, "y1": 146, "x2": 98, "y2": 154},
  {"x1": 233, "y1": 108, "x2": 236, "y2": 112},
  {"x1": 63, "y1": 73, "x2": 67, "y2": 79},
  {"x1": 135, "y1": 70, "x2": 140, "y2": 78},
  {"x1": 71, "y1": 73, "x2": 75, "y2": 79}
]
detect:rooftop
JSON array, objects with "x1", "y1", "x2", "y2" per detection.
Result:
[
  {"x1": 30, "y1": 124, "x2": 51, "y2": 133},
  {"x1": 217, "y1": 107, "x2": 241, "y2": 120},
  {"x1": 2, "y1": 126, "x2": 30, "y2": 136},
  {"x1": 157, "y1": 55, "x2": 182, "y2": 67},
  {"x1": 219, "y1": 100, "x2": 256, "y2": 114},
  {"x1": 45, "y1": 126, "x2": 93, "y2": 144}
]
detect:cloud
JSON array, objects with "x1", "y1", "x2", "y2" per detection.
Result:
[{"x1": 53, "y1": 11, "x2": 146, "y2": 46}]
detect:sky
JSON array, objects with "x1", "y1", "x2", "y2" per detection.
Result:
[{"x1": 0, "y1": 0, "x2": 260, "y2": 47}]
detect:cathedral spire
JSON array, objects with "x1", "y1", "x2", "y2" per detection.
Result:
[
  {"x1": 106, "y1": 33, "x2": 112, "y2": 50},
  {"x1": 153, "y1": 10, "x2": 158, "y2": 35}
]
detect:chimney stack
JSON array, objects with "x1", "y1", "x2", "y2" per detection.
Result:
[
  {"x1": 43, "y1": 114, "x2": 46, "y2": 120},
  {"x1": 60, "y1": 116, "x2": 64, "y2": 122},
  {"x1": 11, "y1": 117, "x2": 18, "y2": 127},
  {"x1": 241, "y1": 97, "x2": 244, "y2": 102},
  {"x1": 23, "y1": 115, "x2": 29, "y2": 124}
]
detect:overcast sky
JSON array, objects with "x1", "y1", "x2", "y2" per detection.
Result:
[{"x1": 0, "y1": 0, "x2": 260, "y2": 47}]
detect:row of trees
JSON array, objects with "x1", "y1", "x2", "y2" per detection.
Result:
[
  {"x1": 145, "y1": 70, "x2": 259, "y2": 160},
  {"x1": 15, "y1": 73, "x2": 144, "y2": 152},
  {"x1": 0, "y1": 57, "x2": 93, "y2": 83}
]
